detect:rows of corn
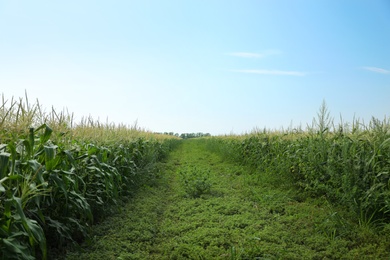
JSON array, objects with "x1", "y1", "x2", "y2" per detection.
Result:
[
  {"x1": 209, "y1": 108, "x2": 390, "y2": 228},
  {"x1": 0, "y1": 95, "x2": 179, "y2": 259}
]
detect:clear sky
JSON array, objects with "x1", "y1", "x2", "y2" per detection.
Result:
[{"x1": 1, "y1": 0, "x2": 389, "y2": 135}]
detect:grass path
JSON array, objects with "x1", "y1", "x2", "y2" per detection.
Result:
[{"x1": 65, "y1": 140, "x2": 388, "y2": 259}]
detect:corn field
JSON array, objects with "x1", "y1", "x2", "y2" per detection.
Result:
[
  {"x1": 0, "y1": 95, "x2": 178, "y2": 259},
  {"x1": 209, "y1": 106, "x2": 390, "y2": 228},
  {"x1": 1, "y1": 95, "x2": 389, "y2": 259}
]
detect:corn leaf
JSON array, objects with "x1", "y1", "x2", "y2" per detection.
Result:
[
  {"x1": 2, "y1": 235, "x2": 35, "y2": 260},
  {"x1": 0, "y1": 152, "x2": 10, "y2": 179},
  {"x1": 35, "y1": 124, "x2": 52, "y2": 144},
  {"x1": 44, "y1": 144, "x2": 60, "y2": 171},
  {"x1": 12, "y1": 196, "x2": 47, "y2": 260}
]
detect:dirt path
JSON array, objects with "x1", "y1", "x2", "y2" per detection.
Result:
[{"x1": 64, "y1": 140, "x2": 386, "y2": 259}]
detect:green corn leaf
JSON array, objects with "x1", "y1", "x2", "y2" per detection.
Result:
[
  {"x1": 12, "y1": 196, "x2": 30, "y2": 232},
  {"x1": 379, "y1": 137, "x2": 390, "y2": 150},
  {"x1": 87, "y1": 145, "x2": 99, "y2": 155},
  {"x1": 44, "y1": 145, "x2": 57, "y2": 161},
  {"x1": 42, "y1": 125, "x2": 53, "y2": 144},
  {"x1": 0, "y1": 179, "x2": 6, "y2": 192},
  {"x1": 27, "y1": 219, "x2": 47, "y2": 260},
  {"x1": 0, "y1": 143, "x2": 7, "y2": 151},
  {"x1": 35, "y1": 124, "x2": 52, "y2": 144},
  {"x1": 1, "y1": 235, "x2": 35, "y2": 260},
  {"x1": 7, "y1": 142, "x2": 17, "y2": 175},
  {"x1": 44, "y1": 144, "x2": 59, "y2": 171},
  {"x1": 28, "y1": 160, "x2": 45, "y2": 184},
  {"x1": 50, "y1": 173, "x2": 68, "y2": 203},
  {"x1": 76, "y1": 152, "x2": 88, "y2": 159},
  {"x1": 0, "y1": 152, "x2": 10, "y2": 179},
  {"x1": 46, "y1": 216, "x2": 72, "y2": 241},
  {"x1": 64, "y1": 149, "x2": 76, "y2": 167},
  {"x1": 28, "y1": 127, "x2": 35, "y2": 156},
  {"x1": 12, "y1": 196, "x2": 47, "y2": 259},
  {"x1": 69, "y1": 191, "x2": 93, "y2": 223},
  {"x1": 21, "y1": 139, "x2": 32, "y2": 159}
]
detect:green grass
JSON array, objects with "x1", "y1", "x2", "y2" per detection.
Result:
[{"x1": 63, "y1": 139, "x2": 390, "y2": 259}]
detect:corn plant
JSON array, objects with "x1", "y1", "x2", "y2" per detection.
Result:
[
  {"x1": 0, "y1": 94, "x2": 179, "y2": 259},
  {"x1": 208, "y1": 106, "x2": 390, "y2": 228}
]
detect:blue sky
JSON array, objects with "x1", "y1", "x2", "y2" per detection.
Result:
[{"x1": 1, "y1": 0, "x2": 389, "y2": 135}]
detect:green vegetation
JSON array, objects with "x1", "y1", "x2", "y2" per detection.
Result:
[
  {"x1": 210, "y1": 102, "x2": 390, "y2": 229},
  {"x1": 65, "y1": 138, "x2": 389, "y2": 259},
  {"x1": 0, "y1": 95, "x2": 178, "y2": 259},
  {"x1": 179, "y1": 165, "x2": 212, "y2": 198},
  {"x1": 1, "y1": 96, "x2": 389, "y2": 259}
]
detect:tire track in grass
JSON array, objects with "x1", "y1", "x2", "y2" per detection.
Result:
[{"x1": 65, "y1": 139, "x2": 390, "y2": 259}]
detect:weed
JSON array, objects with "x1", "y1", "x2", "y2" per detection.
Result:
[{"x1": 179, "y1": 166, "x2": 212, "y2": 198}]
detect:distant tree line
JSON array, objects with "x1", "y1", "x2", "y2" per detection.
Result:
[
  {"x1": 160, "y1": 132, "x2": 180, "y2": 137},
  {"x1": 155, "y1": 132, "x2": 211, "y2": 139},
  {"x1": 179, "y1": 132, "x2": 211, "y2": 139}
]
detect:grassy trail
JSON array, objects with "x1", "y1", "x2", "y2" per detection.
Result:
[{"x1": 65, "y1": 140, "x2": 388, "y2": 259}]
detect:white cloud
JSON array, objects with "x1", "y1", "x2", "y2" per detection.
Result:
[
  {"x1": 227, "y1": 49, "x2": 281, "y2": 58},
  {"x1": 363, "y1": 66, "x2": 390, "y2": 74},
  {"x1": 231, "y1": 69, "x2": 306, "y2": 76}
]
